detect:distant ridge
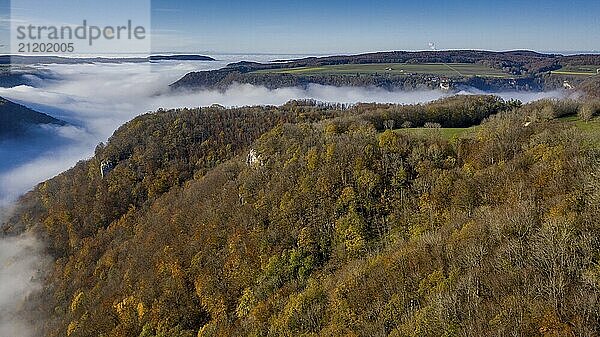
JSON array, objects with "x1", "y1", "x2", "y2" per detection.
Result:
[
  {"x1": 0, "y1": 97, "x2": 66, "y2": 138},
  {"x1": 148, "y1": 55, "x2": 216, "y2": 61},
  {"x1": 170, "y1": 50, "x2": 600, "y2": 91},
  {"x1": 0, "y1": 54, "x2": 216, "y2": 65}
]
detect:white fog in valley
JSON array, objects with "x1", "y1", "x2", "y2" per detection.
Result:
[
  {"x1": 0, "y1": 56, "x2": 566, "y2": 206},
  {"x1": 0, "y1": 231, "x2": 47, "y2": 337}
]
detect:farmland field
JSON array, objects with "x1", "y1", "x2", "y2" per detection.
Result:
[
  {"x1": 254, "y1": 63, "x2": 511, "y2": 78},
  {"x1": 551, "y1": 65, "x2": 600, "y2": 76}
]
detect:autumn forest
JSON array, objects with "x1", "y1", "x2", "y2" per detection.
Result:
[{"x1": 4, "y1": 92, "x2": 600, "y2": 337}]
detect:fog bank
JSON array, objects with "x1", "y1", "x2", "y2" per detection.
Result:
[{"x1": 0, "y1": 228, "x2": 48, "y2": 337}]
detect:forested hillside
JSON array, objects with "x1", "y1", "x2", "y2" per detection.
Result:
[
  {"x1": 170, "y1": 51, "x2": 600, "y2": 91},
  {"x1": 5, "y1": 95, "x2": 600, "y2": 337},
  {"x1": 0, "y1": 97, "x2": 66, "y2": 138},
  {"x1": 580, "y1": 76, "x2": 600, "y2": 99},
  {"x1": 170, "y1": 70, "x2": 548, "y2": 92}
]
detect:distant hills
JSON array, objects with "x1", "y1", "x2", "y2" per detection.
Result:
[
  {"x1": 0, "y1": 54, "x2": 216, "y2": 88},
  {"x1": 0, "y1": 97, "x2": 66, "y2": 138},
  {"x1": 0, "y1": 54, "x2": 216, "y2": 65},
  {"x1": 170, "y1": 50, "x2": 600, "y2": 92},
  {"x1": 148, "y1": 55, "x2": 216, "y2": 61},
  {"x1": 0, "y1": 64, "x2": 58, "y2": 88}
]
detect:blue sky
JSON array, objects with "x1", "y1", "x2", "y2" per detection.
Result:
[
  {"x1": 149, "y1": 0, "x2": 600, "y2": 53},
  {"x1": 1, "y1": 0, "x2": 600, "y2": 54}
]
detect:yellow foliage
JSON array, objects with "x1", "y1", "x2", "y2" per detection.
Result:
[
  {"x1": 337, "y1": 186, "x2": 356, "y2": 208},
  {"x1": 114, "y1": 295, "x2": 136, "y2": 321},
  {"x1": 67, "y1": 321, "x2": 78, "y2": 336},
  {"x1": 538, "y1": 311, "x2": 573, "y2": 337},
  {"x1": 343, "y1": 226, "x2": 366, "y2": 257},
  {"x1": 325, "y1": 143, "x2": 336, "y2": 161},
  {"x1": 450, "y1": 220, "x2": 478, "y2": 243},
  {"x1": 462, "y1": 162, "x2": 475, "y2": 175},
  {"x1": 39, "y1": 181, "x2": 51, "y2": 208},
  {"x1": 298, "y1": 227, "x2": 316, "y2": 252},
  {"x1": 156, "y1": 247, "x2": 184, "y2": 279},
  {"x1": 70, "y1": 291, "x2": 84, "y2": 312},
  {"x1": 137, "y1": 302, "x2": 146, "y2": 319},
  {"x1": 378, "y1": 129, "x2": 400, "y2": 152},
  {"x1": 306, "y1": 147, "x2": 319, "y2": 171},
  {"x1": 324, "y1": 123, "x2": 338, "y2": 135},
  {"x1": 235, "y1": 288, "x2": 256, "y2": 318}
]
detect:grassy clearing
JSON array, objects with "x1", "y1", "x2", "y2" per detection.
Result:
[
  {"x1": 255, "y1": 63, "x2": 510, "y2": 78},
  {"x1": 563, "y1": 116, "x2": 600, "y2": 147},
  {"x1": 394, "y1": 126, "x2": 478, "y2": 140},
  {"x1": 559, "y1": 115, "x2": 600, "y2": 135},
  {"x1": 394, "y1": 117, "x2": 600, "y2": 143},
  {"x1": 551, "y1": 65, "x2": 600, "y2": 76}
]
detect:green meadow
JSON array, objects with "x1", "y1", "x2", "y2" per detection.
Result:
[
  {"x1": 255, "y1": 63, "x2": 510, "y2": 78},
  {"x1": 395, "y1": 116, "x2": 600, "y2": 142},
  {"x1": 551, "y1": 65, "x2": 600, "y2": 76}
]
